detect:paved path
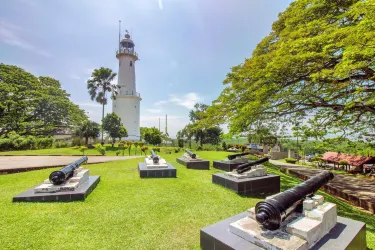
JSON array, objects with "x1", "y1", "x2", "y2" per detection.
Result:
[
  {"x1": 0, "y1": 156, "x2": 143, "y2": 173},
  {"x1": 270, "y1": 160, "x2": 375, "y2": 213}
]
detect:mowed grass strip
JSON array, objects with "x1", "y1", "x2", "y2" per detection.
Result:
[{"x1": 0, "y1": 151, "x2": 374, "y2": 249}]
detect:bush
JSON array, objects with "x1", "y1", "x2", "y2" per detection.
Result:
[
  {"x1": 95, "y1": 144, "x2": 106, "y2": 156},
  {"x1": 78, "y1": 146, "x2": 88, "y2": 155},
  {"x1": 222, "y1": 142, "x2": 227, "y2": 151},
  {"x1": 140, "y1": 146, "x2": 148, "y2": 155},
  {"x1": 152, "y1": 147, "x2": 160, "y2": 152},
  {"x1": 174, "y1": 148, "x2": 180, "y2": 153},
  {"x1": 54, "y1": 140, "x2": 69, "y2": 148},
  {"x1": 0, "y1": 138, "x2": 12, "y2": 151},
  {"x1": 36, "y1": 137, "x2": 54, "y2": 149},
  {"x1": 71, "y1": 137, "x2": 83, "y2": 146},
  {"x1": 178, "y1": 139, "x2": 184, "y2": 148},
  {"x1": 19, "y1": 136, "x2": 37, "y2": 150},
  {"x1": 285, "y1": 157, "x2": 297, "y2": 164},
  {"x1": 116, "y1": 150, "x2": 121, "y2": 156},
  {"x1": 196, "y1": 146, "x2": 203, "y2": 151}
]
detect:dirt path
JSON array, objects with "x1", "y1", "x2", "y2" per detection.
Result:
[{"x1": 0, "y1": 156, "x2": 143, "y2": 174}]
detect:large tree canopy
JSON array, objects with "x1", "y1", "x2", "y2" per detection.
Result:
[
  {"x1": 0, "y1": 64, "x2": 87, "y2": 135},
  {"x1": 206, "y1": 0, "x2": 375, "y2": 139}
]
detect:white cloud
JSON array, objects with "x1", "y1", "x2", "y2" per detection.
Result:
[
  {"x1": 158, "y1": 0, "x2": 164, "y2": 10},
  {"x1": 146, "y1": 109, "x2": 163, "y2": 114},
  {"x1": 154, "y1": 92, "x2": 202, "y2": 109},
  {"x1": 0, "y1": 20, "x2": 51, "y2": 57}
]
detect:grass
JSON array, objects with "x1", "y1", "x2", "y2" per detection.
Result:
[
  {"x1": 0, "y1": 151, "x2": 374, "y2": 249},
  {"x1": 0, "y1": 145, "x2": 161, "y2": 156}
]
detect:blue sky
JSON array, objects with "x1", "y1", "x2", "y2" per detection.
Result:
[{"x1": 1, "y1": 0, "x2": 292, "y2": 138}]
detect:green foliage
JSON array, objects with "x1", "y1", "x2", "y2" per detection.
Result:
[
  {"x1": 140, "y1": 145, "x2": 148, "y2": 155},
  {"x1": 53, "y1": 140, "x2": 69, "y2": 148},
  {"x1": 339, "y1": 160, "x2": 349, "y2": 166},
  {"x1": 78, "y1": 146, "x2": 88, "y2": 155},
  {"x1": 221, "y1": 142, "x2": 227, "y2": 151},
  {"x1": 95, "y1": 144, "x2": 106, "y2": 156},
  {"x1": 87, "y1": 67, "x2": 118, "y2": 142},
  {"x1": 178, "y1": 139, "x2": 184, "y2": 148},
  {"x1": 152, "y1": 147, "x2": 160, "y2": 152},
  {"x1": 143, "y1": 127, "x2": 162, "y2": 145},
  {"x1": 116, "y1": 150, "x2": 121, "y2": 156},
  {"x1": 0, "y1": 64, "x2": 88, "y2": 135},
  {"x1": 285, "y1": 157, "x2": 297, "y2": 164},
  {"x1": 205, "y1": 0, "x2": 375, "y2": 139},
  {"x1": 102, "y1": 113, "x2": 127, "y2": 146},
  {"x1": 75, "y1": 120, "x2": 100, "y2": 145}
]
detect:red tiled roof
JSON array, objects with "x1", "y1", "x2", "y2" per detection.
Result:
[{"x1": 321, "y1": 152, "x2": 375, "y2": 167}]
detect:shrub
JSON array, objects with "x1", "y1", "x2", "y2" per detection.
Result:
[
  {"x1": 78, "y1": 146, "x2": 88, "y2": 155},
  {"x1": 19, "y1": 135, "x2": 37, "y2": 150},
  {"x1": 178, "y1": 139, "x2": 184, "y2": 148},
  {"x1": 285, "y1": 157, "x2": 297, "y2": 164},
  {"x1": 36, "y1": 137, "x2": 54, "y2": 149},
  {"x1": 222, "y1": 142, "x2": 227, "y2": 151},
  {"x1": 241, "y1": 145, "x2": 247, "y2": 153},
  {"x1": 339, "y1": 160, "x2": 349, "y2": 165},
  {"x1": 54, "y1": 140, "x2": 69, "y2": 148},
  {"x1": 71, "y1": 137, "x2": 83, "y2": 146},
  {"x1": 95, "y1": 144, "x2": 106, "y2": 156},
  {"x1": 140, "y1": 146, "x2": 148, "y2": 155},
  {"x1": 174, "y1": 148, "x2": 180, "y2": 153},
  {"x1": 116, "y1": 150, "x2": 121, "y2": 156},
  {"x1": 196, "y1": 146, "x2": 203, "y2": 151},
  {"x1": 0, "y1": 138, "x2": 12, "y2": 151},
  {"x1": 234, "y1": 144, "x2": 239, "y2": 149},
  {"x1": 152, "y1": 147, "x2": 160, "y2": 152}
]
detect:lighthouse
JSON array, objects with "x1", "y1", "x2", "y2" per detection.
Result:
[{"x1": 112, "y1": 31, "x2": 141, "y2": 140}]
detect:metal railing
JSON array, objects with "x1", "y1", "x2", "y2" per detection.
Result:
[
  {"x1": 118, "y1": 89, "x2": 141, "y2": 97},
  {"x1": 116, "y1": 48, "x2": 138, "y2": 57}
]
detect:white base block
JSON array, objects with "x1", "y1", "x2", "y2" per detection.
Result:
[
  {"x1": 182, "y1": 153, "x2": 202, "y2": 161},
  {"x1": 230, "y1": 195, "x2": 337, "y2": 250},
  {"x1": 229, "y1": 216, "x2": 308, "y2": 250},
  {"x1": 225, "y1": 165, "x2": 267, "y2": 179},
  {"x1": 144, "y1": 157, "x2": 168, "y2": 168},
  {"x1": 34, "y1": 168, "x2": 90, "y2": 193}
]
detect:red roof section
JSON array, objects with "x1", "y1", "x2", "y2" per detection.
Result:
[{"x1": 321, "y1": 152, "x2": 375, "y2": 167}]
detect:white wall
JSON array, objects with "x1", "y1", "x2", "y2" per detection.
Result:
[
  {"x1": 117, "y1": 54, "x2": 136, "y2": 91},
  {"x1": 113, "y1": 96, "x2": 141, "y2": 140}
]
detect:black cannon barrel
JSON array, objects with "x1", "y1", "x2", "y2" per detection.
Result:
[
  {"x1": 185, "y1": 149, "x2": 196, "y2": 159},
  {"x1": 49, "y1": 156, "x2": 88, "y2": 185},
  {"x1": 236, "y1": 157, "x2": 269, "y2": 174},
  {"x1": 227, "y1": 152, "x2": 251, "y2": 160},
  {"x1": 255, "y1": 170, "x2": 334, "y2": 230},
  {"x1": 150, "y1": 150, "x2": 159, "y2": 164}
]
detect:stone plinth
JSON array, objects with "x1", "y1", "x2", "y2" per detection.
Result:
[
  {"x1": 176, "y1": 157, "x2": 210, "y2": 170},
  {"x1": 200, "y1": 212, "x2": 366, "y2": 250},
  {"x1": 212, "y1": 173, "x2": 280, "y2": 196},
  {"x1": 13, "y1": 176, "x2": 100, "y2": 202},
  {"x1": 213, "y1": 161, "x2": 245, "y2": 171},
  {"x1": 138, "y1": 162, "x2": 176, "y2": 178}
]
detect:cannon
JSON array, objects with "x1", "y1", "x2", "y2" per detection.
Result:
[
  {"x1": 255, "y1": 170, "x2": 334, "y2": 230},
  {"x1": 227, "y1": 152, "x2": 251, "y2": 161},
  {"x1": 185, "y1": 149, "x2": 196, "y2": 159},
  {"x1": 49, "y1": 156, "x2": 88, "y2": 185},
  {"x1": 151, "y1": 150, "x2": 160, "y2": 164},
  {"x1": 236, "y1": 157, "x2": 269, "y2": 174}
]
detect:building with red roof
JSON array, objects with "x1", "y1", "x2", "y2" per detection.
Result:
[{"x1": 321, "y1": 152, "x2": 375, "y2": 172}]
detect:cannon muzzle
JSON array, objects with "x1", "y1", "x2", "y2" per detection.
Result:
[
  {"x1": 150, "y1": 150, "x2": 159, "y2": 164},
  {"x1": 236, "y1": 157, "x2": 269, "y2": 174},
  {"x1": 49, "y1": 156, "x2": 88, "y2": 185},
  {"x1": 227, "y1": 152, "x2": 251, "y2": 161},
  {"x1": 255, "y1": 170, "x2": 334, "y2": 230},
  {"x1": 185, "y1": 149, "x2": 196, "y2": 159}
]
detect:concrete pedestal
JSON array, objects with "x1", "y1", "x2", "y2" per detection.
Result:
[
  {"x1": 176, "y1": 158, "x2": 210, "y2": 170},
  {"x1": 138, "y1": 162, "x2": 176, "y2": 178},
  {"x1": 213, "y1": 161, "x2": 245, "y2": 171},
  {"x1": 212, "y1": 173, "x2": 280, "y2": 196},
  {"x1": 13, "y1": 176, "x2": 100, "y2": 202},
  {"x1": 200, "y1": 212, "x2": 366, "y2": 250}
]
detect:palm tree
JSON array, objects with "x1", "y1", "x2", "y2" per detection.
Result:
[
  {"x1": 87, "y1": 67, "x2": 118, "y2": 144},
  {"x1": 75, "y1": 120, "x2": 101, "y2": 145}
]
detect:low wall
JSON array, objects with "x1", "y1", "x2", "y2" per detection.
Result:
[{"x1": 271, "y1": 152, "x2": 288, "y2": 160}]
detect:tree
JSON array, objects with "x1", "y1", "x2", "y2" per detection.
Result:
[
  {"x1": 102, "y1": 113, "x2": 127, "y2": 147},
  {"x1": 203, "y1": 126, "x2": 222, "y2": 145},
  {"x1": 118, "y1": 125, "x2": 128, "y2": 142},
  {"x1": 75, "y1": 120, "x2": 101, "y2": 145},
  {"x1": 189, "y1": 103, "x2": 209, "y2": 146},
  {"x1": 87, "y1": 67, "x2": 118, "y2": 144},
  {"x1": 144, "y1": 127, "x2": 162, "y2": 145},
  {"x1": 204, "y1": 0, "x2": 375, "y2": 139},
  {"x1": 0, "y1": 64, "x2": 87, "y2": 135}
]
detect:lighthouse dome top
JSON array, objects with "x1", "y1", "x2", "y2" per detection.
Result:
[{"x1": 120, "y1": 34, "x2": 135, "y2": 49}]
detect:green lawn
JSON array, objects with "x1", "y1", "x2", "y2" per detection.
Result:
[
  {"x1": 0, "y1": 151, "x2": 374, "y2": 249},
  {"x1": 0, "y1": 145, "x2": 153, "y2": 156}
]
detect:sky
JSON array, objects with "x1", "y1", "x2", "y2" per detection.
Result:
[{"x1": 0, "y1": 0, "x2": 292, "y2": 138}]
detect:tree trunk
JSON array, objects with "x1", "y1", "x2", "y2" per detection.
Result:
[
  {"x1": 85, "y1": 137, "x2": 88, "y2": 145},
  {"x1": 101, "y1": 102, "x2": 105, "y2": 145}
]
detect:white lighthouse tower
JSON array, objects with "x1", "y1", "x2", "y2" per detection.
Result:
[{"x1": 112, "y1": 31, "x2": 141, "y2": 140}]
